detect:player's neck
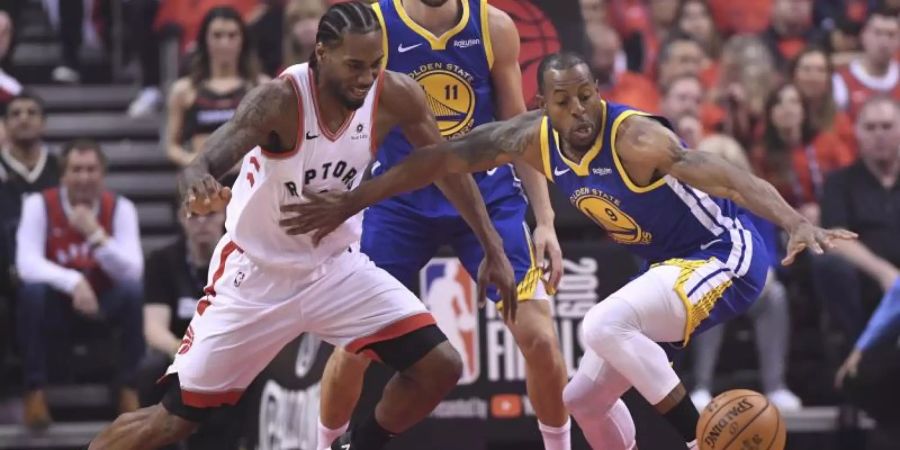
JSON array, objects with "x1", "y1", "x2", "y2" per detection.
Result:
[
  {"x1": 559, "y1": 138, "x2": 589, "y2": 163},
  {"x1": 401, "y1": 0, "x2": 462, "y2": 36},
  {"x1": 8, "y1": 140, "x2": 42, "y2": 169},
  {"x1": 313, "y1": 70, "x2": 354, "y2": 131}
]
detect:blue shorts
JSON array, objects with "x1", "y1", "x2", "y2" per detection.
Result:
[
  {"x1": 648, "y1": 219, "x2": 769, "y2": 347},
  {"x1": 360, "y1": 197, "x2": 543, "y2": 302}
]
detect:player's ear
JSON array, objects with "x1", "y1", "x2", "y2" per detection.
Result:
[
  {"x1": 315, "y1": 42, "x2": 327, "y2": 64},
  {"x1": 536, "y1": 94, "x2": 547, "y2": 113}
]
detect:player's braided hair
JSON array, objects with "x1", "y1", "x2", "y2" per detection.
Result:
[
  {"x1": 310, "y1": 1, "x2": 381, "y2": 69},
  {"x1": 536, "y1": 52, "x2": 588, "y2": 93}
]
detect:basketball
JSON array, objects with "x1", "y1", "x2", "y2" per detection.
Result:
[{"x1": 696, "y1": 389, "x2": 787, "y2": 450}]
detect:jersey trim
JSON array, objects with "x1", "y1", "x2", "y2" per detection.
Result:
[
  {"x1": 262, "y1": 75, "x2": 304, "y2": 159},
  {"x1": 610, "y1": 110, "x2": 666, "y2": 193},
  {"x1": 392, "y1": 0, "x2": 470, "y2": 50},
  {"x1": 308, "y1": 70, "x2": 357, "y2": 142},
  {"x1": 539, "y1": 117, "x2": 553, "y2": 180},
  {"x1": 370, "y1": 72, "x2": 386, "y2": 156},
  {"x1": 555, "y1": 99, "x2": 607, "y2": 176},
  {"x1": 371, "y1": 2, "x2": 389, "y2": 68},
  {"x1": 480, "y1": 0, "x2": 494, "y2": 69}
]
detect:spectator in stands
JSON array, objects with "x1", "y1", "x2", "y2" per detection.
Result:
[
  {"x1": 49, "y1": 0, "x2": 88, "y2": 83},
  {"x1": 833, "y1": 8, "x2": 900, "y2": 120},
  {"x1": 138, "y1": 191, "x2": 246, "y2": 447},
  {"x1": 0, "y1": 93, "x2": 59, "y2": 301},
  {"x1": 752, "y1": 83, "x2": 854, "y2": 225},
  {"x1": 706, "y1": 35, "x2": 776, "y2": 148},
  {"x1": 659, "y1": 74, "x2": 703, "y2": 123},
  {"x1": 673, "y1": 0, "x2": 722, "y2": 61},
  {"x1": 655, "y1": 33, "x2": 709, "y2": 90},
  {"x1": 708, "y1": 0, "x2": 773, "y2": 35},
  {"x1": 689, "y1": 134, "x2": 802, "y2": 412},
  {"x1": 15, "y1": 140, "x2": 144, "y2": 429},
  {"x1": 791, "y1": 47, "x2": 857, "y2": 152},
  {"x1": 125, "y1": 0, "x2": 164, "y2": 118},
  {"x1": 606, "y1": 0, "x2": 679, "y2": 76},
  {"x1": 813, "y1": 96, "x2": 900, "y2": 342},
  {"x1": 281, "y1": 0, "x2": 325, "y2": 69},
  {"x1": 674, "y1": 113, "x2": 703, "y2": 149},
  {"x1": 761, "y1": 0, "x2": 827, "y2": 69},
  {"x1": 588, "y1": 26, "x2": 660, "y2": 113},
  {"x1": 0, "y1": 11, "x2": 22, "y2": 117},
  {"x1": 165, "y1": 7, "x2": 267, "y2": 177}
]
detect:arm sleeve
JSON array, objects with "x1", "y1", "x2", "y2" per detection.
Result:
[
  {"x1": 15, "y1": 194, "x2": 84, "y2": 293},
  {"x1": 94, "y1": 197, "x2": 144, "y2": 283},
  {"x1": 856, "y1": 281, "x2": 900, "y2": 350}
]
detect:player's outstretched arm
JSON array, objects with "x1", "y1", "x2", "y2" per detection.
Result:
[
  {"x1": 616, "y1": 115, "x2": 857, "y2": 265},
  {"x1": 180, "y1": 78, "x2": 298, "y2": 215}
]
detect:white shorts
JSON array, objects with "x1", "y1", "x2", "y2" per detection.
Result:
[{"x1": 165, "y1": 238, "x2": 434, "y2": 408}]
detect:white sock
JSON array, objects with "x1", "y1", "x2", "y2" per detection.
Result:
[
  {"x1": 317, "y1": 418, "x2": 348, "y2": 450},
  {"x1": 687, "y1": 439, "x2": 698, "y2": 449},
  {"x1": 538, "y1": 418, "x2": 572, "y2": 450}
]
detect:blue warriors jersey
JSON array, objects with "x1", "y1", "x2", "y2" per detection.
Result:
[
  {"x1": 540, "y1": 101, "x2": 758, "y2": 270},
  {"x1": 372, "y1": 0, "x2": 523, "y2": 217}
]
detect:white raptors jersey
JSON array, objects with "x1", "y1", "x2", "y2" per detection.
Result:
[{"x1": 224, "y1": 63, "x2": 381, "y2": 272}]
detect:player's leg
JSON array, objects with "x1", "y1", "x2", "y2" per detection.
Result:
[
  {"x1": 308, "y1": 249, "x2": 460, "y2": 450},
  {"x1": 689, "y1": 325, "x2": 725, "y2": 408},
  {"x1": 91, "y1": 240, "x2": 310, "y2": 449},
  {"x1": 563, "y1": 350, "x2": 636, "y2": 450},
  {"x1": 748, "y1": 272, "x2": 801, "y2": 409},
  {"x1": 317, "y1": 347, "x2": 370, "y2": 447},
  {"x1": 317, "y1": 206, "x2": 442, "y2": 446},
  {"x1": 451, "y1": 201, "x2": 570, "y2": 449}
]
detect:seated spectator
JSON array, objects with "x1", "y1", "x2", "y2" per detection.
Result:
[
  {"x1": 689, "y1": 134, "x2": 802, "y2": 412},
  {"x1": 659, "y1": 74, "x2": 702, "y2": 123},
  {"x1": 126, "y1": 0, "x2": 164, "y2": 118},
  {"x1": 656, "y1": 33, "x2": 709, "y2": 90},
  {"x1": 791, "y1": 47, "x2": 857, "y2": 152},
  {"x1": 166, "y1": 7, "x2": 268, "y2": 177},
  {"x1": 606, "y1": 0, "x2": 679, "y2": 76},
  {"x1": 281, "y1": 0, "x2": 325, "y2": 69},
  {"x1": 15, "y1": 140, "x2": 144, "y2": 429},
  {"x1": 813, "y1": 96, "x2": 900, "y2": 342},
  {"x1": 588, "y1": 26, "x2": 660, "y2": 113},
  {"x1": 674, "y1": 113, "x2": 703, "y2": 149},
  {"x1": 833, "y1": 8, "x2": 900, "y2": 121},
  {"x1": 751, "y1": 83, "x2": 854, "y2": 224},
  {"x1": 704, "y1": 35, "x2": 777, "y2": 149},
  {"x1": 761, "y1": 0, "x2": 827, "y2": 69},
  {"x1": 0, "y1": 93, "x2": 59, "y2": 301},
  {"x1": 0, "y1": 12, "x2": 22, "y2": 115},
  {"x1": 672, "y1": 0, "x2": 721, "y2": 88},
  {"x1": 137, "y1": 191, "x2": 246, "y2": 448}
]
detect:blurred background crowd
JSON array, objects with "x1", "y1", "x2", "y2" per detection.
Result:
[{"x1": 0, "y1": 0, "x2": 898, "y2": 449}]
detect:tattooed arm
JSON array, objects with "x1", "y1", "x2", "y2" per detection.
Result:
[
  {"x1": 180, "y1": 78, "x2": 298, "y2": 214},
  {"x1": 352, "y1": 109, "x2": 545, "y2": 214},
  {"x1": 615, "y1": 115, "x2": 856, "y2": 264}
]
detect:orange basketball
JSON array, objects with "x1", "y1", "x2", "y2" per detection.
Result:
[{"x1": 696, "y1": 389, "x2": 786, "y2": 450}]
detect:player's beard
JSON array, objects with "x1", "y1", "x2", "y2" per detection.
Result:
[{"x1": 328, "y1": 77, "x2": 366, "y2": 110}]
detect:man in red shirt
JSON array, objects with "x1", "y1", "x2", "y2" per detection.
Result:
[
  {"x1": 15, "y1": 140, "x2": 144, "y2": 429},
  {"x1": 834, "y1": 7, "x2": 900, "y2": 120}
]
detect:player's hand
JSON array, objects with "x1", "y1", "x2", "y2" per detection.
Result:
[
  {"x1": 533, "y1": 224, "x2": 563, "y2": 291},
  {"x1": 782, "y1": 222, "x2": 857, "y2": 266},
  {"x1": 835, "y1": 348, "x2": 863, "y2": 389},
  {"x1": 477, "y1": 247, "x2": 518, "y2": 323},
  {"x1": 69, "y1": 205, "x2": 101, "y2": 238},
  {"x1": 279, "y1": 191, "x2": 354, "y2": 244},
  {"x1": 72, "y1": 278, "x2": 99, "y2": 318},
  {"x1": 180, "y1": 172, "x2": 231, "y2": 216}
]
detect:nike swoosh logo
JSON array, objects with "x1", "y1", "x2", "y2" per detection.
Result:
[
  {"x1": 305, "y1": 131, "x2": 318, "y2": 140},
  {"x1": 553, "y1": 166, "x2": 571, "y2": 176},
  {"x1": 700, "y1": 239, "x2": 722, "y2": 250},
  {"x1": 398, "y1": 43, "x2": 423, "y2": 53}
]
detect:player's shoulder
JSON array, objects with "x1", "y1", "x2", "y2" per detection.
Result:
[{"x1": 379, "y1": 70, "x2": 425, "y2": 104}]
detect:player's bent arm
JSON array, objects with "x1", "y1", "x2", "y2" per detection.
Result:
[
  {"x1": 487, "y1": 6, "x2": 555, "y2": 228},
  {"x1": 377, "y1": 71, "x2": 503, "y2": 250},
  {"x1": 617, "y1": 115, "x2": 808, "y2": 232},
  {"x1": 183, "y1": 78, "x2": 299, "y2": 182},
  {"x1": 347, "y1": 110, "x2": 544, "y2": 213}
]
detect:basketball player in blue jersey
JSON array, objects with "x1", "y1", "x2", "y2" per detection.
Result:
[
  {"x1": 283, "y1": 52, "x2": 858, "y2": 449},
  {"x1": 309, "y1": 1, "x2": 572, "y2": 449}
]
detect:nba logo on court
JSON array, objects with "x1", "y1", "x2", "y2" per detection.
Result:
[{"x1": 421, "y1": 258, "x2": 480, "y2": 385}]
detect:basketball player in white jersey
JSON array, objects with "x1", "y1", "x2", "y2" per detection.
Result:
[{"x1": 87, "y1": 2, "x2": 516, "y2": 449}]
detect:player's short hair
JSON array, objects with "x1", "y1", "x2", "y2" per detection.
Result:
[
  {"x1": 536, "y1": 52, "x2": 589, "y2": 94},
  {"x1": 4, "y1": 91, "x2": 46, "y2": 119},
  {"x1": 311, "y1": 0, "x2": 382, "y2": 68},
  {"x1": 61, "y1": 138, "x2": 107, "y2": 173}
]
